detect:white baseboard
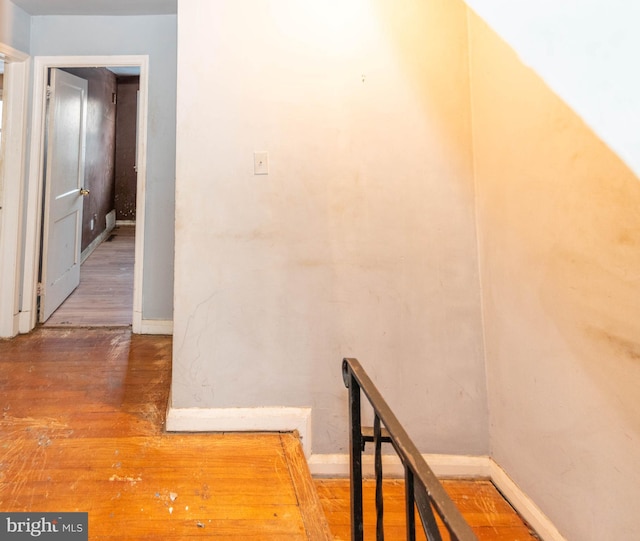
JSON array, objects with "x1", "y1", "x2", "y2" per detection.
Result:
[
  {"x1": 18, "y1": 310, "x2": 35, "y2": 335},
  {"x1": 165, "y1": 406, "x2": 312, "y2": 457},
  {"x1": 0, "y1": 312, "x2": 20, "y2": 339},
  {"x1": 106, "y1": 209, "x2": 116, "y2": 230},
  {"x1": 308, "y1": 452, "x2": 491, "y2": 479},
  {"x1": 308, "y1": 452, "x2": 565, "y2": 541},
  {"x1": 490, "y1": 461, "x2": 568, "y2": 541},
  {"x1": 138, "y1": 319, "x2": 173, "y2": 335},
  {"x1": 162, "y1": 404, "x2": 562, "y2": 541},
  {"x1": 116, "y1": 219, "x2": 136, "y2": 226},
  {"x1": 81, "y1": 221, "x2": 116, "y2": 264}
]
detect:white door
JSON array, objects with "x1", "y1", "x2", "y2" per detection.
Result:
[{"x1": 39, "y1": 69, "x2": 88, "y2": 322}]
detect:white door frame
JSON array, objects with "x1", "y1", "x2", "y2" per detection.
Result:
[
  {"x1": 21, "y1": 55, "x2": 149, "y2": 334},
  {"x1": 0, "y1": 43, "x2": 29, "y2": 338}
]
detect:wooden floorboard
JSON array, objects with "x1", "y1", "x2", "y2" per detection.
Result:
[
  {"x1": 43, "y1": 225, "x2": 135, "y2": 327},
  {"x1": 1, "y1": 327, "x2": 540, "y2": 540},
  {"x1": 0, "y1": 328, "x2": 317, "y2": 539},
  {"x1": 314, "y1": 478, "x2": 540, "y2": 541},
  {"x1": 281, "y1": 433, "x2": 333, "y2": 541}
]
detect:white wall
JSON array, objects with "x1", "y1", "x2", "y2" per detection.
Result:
[
  {"x1": 30, "y1": 14, "x2": 176, "y2": 320},
  {"x1": 469, "y1": 12, "x2": 640, "y2": 541},
  {"x1": 464, "y1": 0, "x2": 640, "y2": 179},
  {"x1": 174, "y1": 0, "x2": 488, "y2": 455},
  {"x1": 0, "y1": 1, "x2": 29, "y2": 338},
  {"x1": 0, "y1": 0, "x2": 30, "y2": 54}
]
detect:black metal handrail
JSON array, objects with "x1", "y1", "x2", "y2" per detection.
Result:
[{"x1": 342, "y1": 357, "x2": 478, "y2": 541}]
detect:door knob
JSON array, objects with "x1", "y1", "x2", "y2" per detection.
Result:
[{"x1": 80, "y1": 188, "x2": 90, "y2": 197}]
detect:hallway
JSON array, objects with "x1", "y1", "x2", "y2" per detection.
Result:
[{"x1": 43, "y1": 225, "x2": 135, "y2": 327}]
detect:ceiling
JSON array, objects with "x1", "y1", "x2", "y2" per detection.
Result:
[{"x1": 11, "y1": 0, "x2": 176, "y2": 16}]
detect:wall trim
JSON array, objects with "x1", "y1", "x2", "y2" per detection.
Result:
[
  {"x1": 139, "y1": 319, "x2": 173, "y2": 335},
  {"x1": 490, "y1": 461, "x2": 568, "y2": 541},
  {"x1": 308, "y1": 452, "x2": 491, "y2": 479},
  {"x1": 81, "y1": 220, "x2": 116, "y2": 264},
  {"x1": 165, "y1": 406, "x2": 312, "y2": 456},
  {"x1": 0, "y1": 43, "x2": 29, "y2": 62},
  {"x1": 308, "y1": 452, "x2": 566, "y2": 541},
  {"x1": 0, "y1": 54, "x2": 29, "y2": 338},
  {"x1": 163, "y1": 405, "x2": 564, "y2": 540},
  {"x1": 22, "y1": 54, "x2": 149, "y2": 334},
  {"x1": 106, "y1": 209, "x2": 116, "y2": 230}
]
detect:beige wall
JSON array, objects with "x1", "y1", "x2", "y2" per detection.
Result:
[
  {"x1": 173, "y1": 0, "x2": 488, "y2": 455},
  {"x1": 470, "y1": 13, "x2": 640, "y2": 540},
  {"x1": 175, "y1": 1, "x2": 640, "y2": 536}
]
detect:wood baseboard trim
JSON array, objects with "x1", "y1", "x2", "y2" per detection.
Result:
[
  {"x1": 489, "y1": 461, "x2": 568, "y2": 541},
  {"x1": 163, "y1": 404, "x2": 563, "y2": 540},
  {"x1": 81, "y1": 222, "x2": 116, "y2": 264},
  {"x1": 138, "y1": 319, "x2": 173, "y2": 335},
  {"x1": 165, "y1": 406, "x2": 312, "y2": 457},
  {"x1": 18, "y1": 310, "x2": 35, "y2": 335},
  {"x1": 307, "y1": 452, "x2": 491, "y2": 479},
  {"x1": 308, "y1": 453, "x2": 564, "y2": 541},
  {"x1": 106, "y1": 210, "x2": 116, "y2": 230},
  {"x1": 0, "y1": 313, "x2": 20, "y2": 339}
]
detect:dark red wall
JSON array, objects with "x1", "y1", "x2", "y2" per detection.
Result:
[
  {"x1": 115, "y1": 76, "x2": 139, "y2": 221},
  {"x1": 63, "y1": 67, "x2": 117, "y2": 252}
]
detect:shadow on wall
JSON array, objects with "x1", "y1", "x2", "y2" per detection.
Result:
[
  {"x1": 371, "y1": 0, "x2": 475, "y2": 198},
  {"x1": 540, "y1": 122, "x2": 640, "y2": 431},
  {"x1": 469, "y1": 6, "x2": 640, "y2": 452},
  {"x1": 469, "y1": 11, "x2": 640, "y2": 538}
]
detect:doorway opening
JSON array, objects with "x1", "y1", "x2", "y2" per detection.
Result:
[
  {"x1": 22, "y1": 55, "x2": 149, "y2": 334},
  {"x1": 39, "y1": 67, "x2": 140, "y2": 328}
]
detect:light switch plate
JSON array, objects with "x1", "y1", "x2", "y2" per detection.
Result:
[{"x1": 254, "y1": 151, "x2": 269, "y2": 175}]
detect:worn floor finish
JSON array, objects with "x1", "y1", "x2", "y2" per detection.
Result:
[
  {"x1": 43, "y1": 225, "x2": 135, "y2": 327},
  {"x1": 315, "y1": 479, "x2": 539, "y2": 541},
  {"x1": 1, "y1": 328, "x2": 538, "y2": 540},
  {"x1": 0, "y1": 328, "x2": 330, "y2": 539}
]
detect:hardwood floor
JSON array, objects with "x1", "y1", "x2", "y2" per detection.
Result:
[
  {"x1": 0, "y1": 327, "x2": 538, "y2": 540},
  {"x1": 315, "y1": 479, "x2": 539, "y2": 541},
  {"x1": 0, "y1": 328, "x2": 331, "y2": 540},
  {"x1": 43, "y1": 225, "x2": 135, "y2": 327}
]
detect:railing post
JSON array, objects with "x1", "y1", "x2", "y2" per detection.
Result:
[
  {"x1": 414, "y1": 483, "x2": 444, "y2": 541},
  {"x1": 343, "y1": 359, "x2": 364, "y2": 541},
  {"x1": 374, "y1": 414, "x2": 384, "y2": 541},
  {"x1": 405, "y1": 466, "x2": 416, "y2": 541},
  {"x1": 342, "y1": 357, "x2": 478, "y2": 541}
]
